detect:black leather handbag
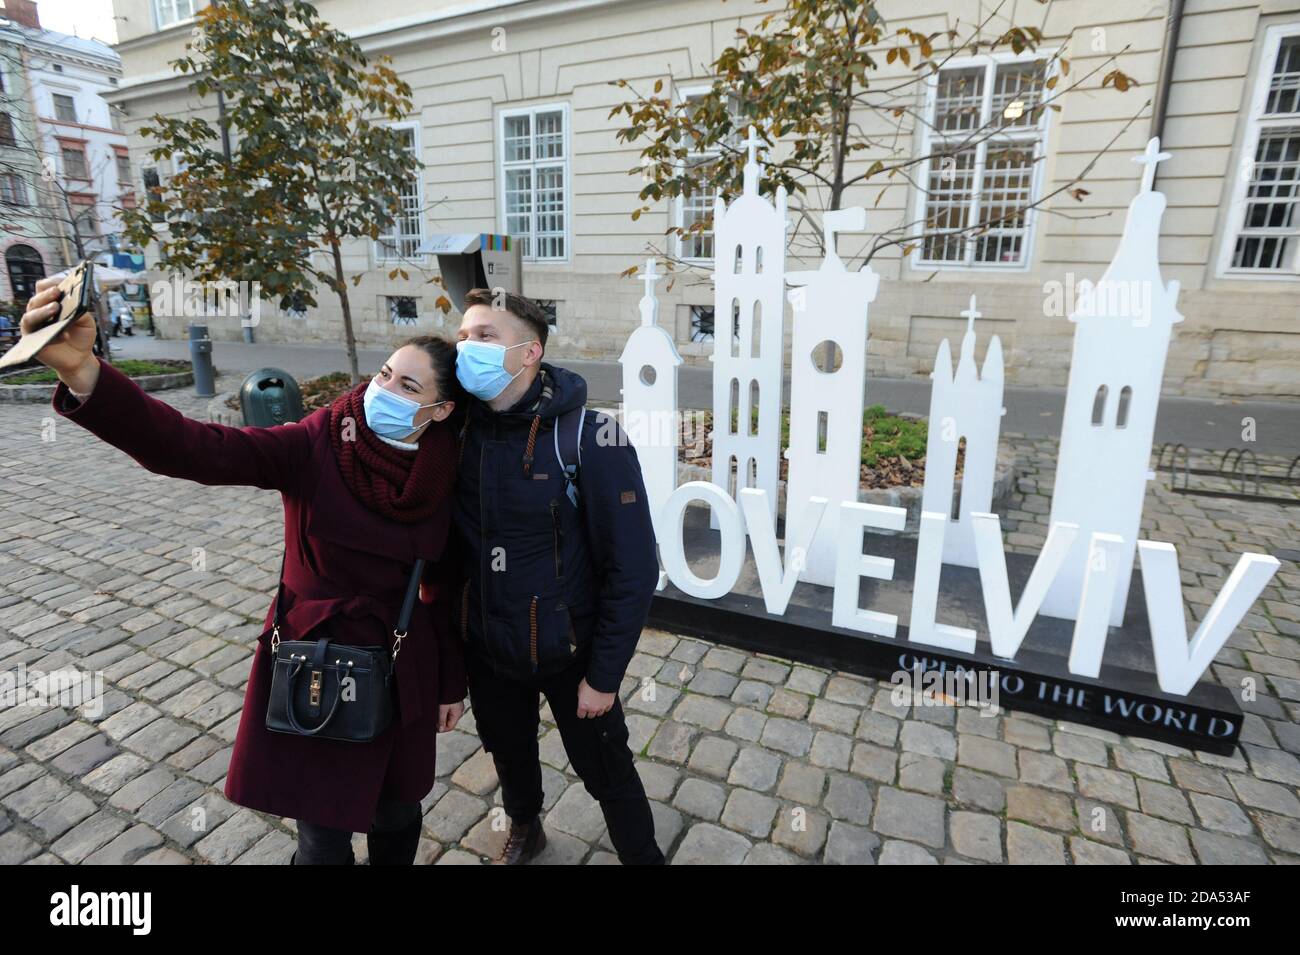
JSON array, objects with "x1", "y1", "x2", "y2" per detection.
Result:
[{"x1": 265, "y1": 558, "x2": 425, "y2": 743}]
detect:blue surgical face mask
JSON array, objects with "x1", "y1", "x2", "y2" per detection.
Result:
[
  {"x1": 456, "y1": 339, "x2": 537, "y2": 400},
  {"x1": 363, "y1": 378, "x2": 446, "y2": 440}
]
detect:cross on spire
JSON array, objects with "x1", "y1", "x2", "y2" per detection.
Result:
[
  {"x1": 742, "y1": 125, "x2": 764, "y2": 166},
  {"x1": 1133, "y1": 136, "x2": 1172, "y2": 194},
  {"x1": 960, "y1": 294, "x2": 982, "y2": 334},
  {"x1": 637, "y1": 258, "x2": 660, "y2": 299},
  {"x1": 636, "y1": 258, "x2": 660, "y2": 326}
]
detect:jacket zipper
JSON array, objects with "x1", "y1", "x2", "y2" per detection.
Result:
[{"x1": 550, "y1": 499, "x2": 563, "y2": 578}]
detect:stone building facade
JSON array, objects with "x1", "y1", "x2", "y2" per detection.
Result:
[{"x1": 107, "y1": 0, "x2": 1300, "y2": 397}]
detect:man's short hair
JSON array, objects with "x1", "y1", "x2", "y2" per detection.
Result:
[{"x1": 464, "y1": 288, "x2": 548, "y2": 350}]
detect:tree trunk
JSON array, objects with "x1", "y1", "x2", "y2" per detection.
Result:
[{"x1": 329, "y1": 237, "x2": 361, "y2": 384}]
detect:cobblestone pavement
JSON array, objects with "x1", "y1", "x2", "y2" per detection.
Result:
[{"x1": 1, "y1": 376, "x2": 1297, "y2": 865}]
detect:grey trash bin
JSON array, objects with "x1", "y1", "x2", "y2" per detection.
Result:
[{"x1": 239, "y1": 367, "x2": 304, "y2": 426}]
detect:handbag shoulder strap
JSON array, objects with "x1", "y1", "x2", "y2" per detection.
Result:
[
  {"x1": 270, "y1": 554, "x2": 287, "y2": 650},
  {"x1": 390, "y1": 557, "x2": 425, "y2": 665},
  {"x1": 396, "y1": 558, "x2": 425, "y2": 635},
  {"x1": 271, "y1": 556, "x2": 425, "y2": 657}
]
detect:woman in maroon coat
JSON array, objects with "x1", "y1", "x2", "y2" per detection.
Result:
[{"x1": 19, "y1": 277, "x2": 467, "y2": 865}]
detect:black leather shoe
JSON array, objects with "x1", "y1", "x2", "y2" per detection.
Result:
[{"x1": 496, "y1": 817, "x2": 546, "y2": 865}]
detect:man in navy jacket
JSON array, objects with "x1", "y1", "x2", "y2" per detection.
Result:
[{"x1": 450, "y1": 288, "x2": 663, "y2": 865}]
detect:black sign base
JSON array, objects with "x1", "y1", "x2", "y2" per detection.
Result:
[{"x1": 648, "y1": 509, "x2": 1242, "y2": 755}]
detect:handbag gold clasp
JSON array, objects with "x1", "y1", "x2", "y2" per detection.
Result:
[{"x1": 309, "y1": 670, "x2": 322, "y2": 706}]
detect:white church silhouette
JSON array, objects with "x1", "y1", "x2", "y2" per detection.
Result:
[
  {"x1": 1040, "y1": 138, "x2": 1183, "y2": 627},
  {"x1": 784, "y1": 208, "x2": 879, "y2": 586},
  {"x1": 619, "y1": 258, "x2": 682, "y2": 567},
  {"x1": 919, "y1": 294, "x2": 1006, "y2": 569},
  {"x1": 709, "y1": 128, "x2": 788, "y2": 529},
  {"x1": 616, "y1": 133, "x2": 1279, "y2": 698}
]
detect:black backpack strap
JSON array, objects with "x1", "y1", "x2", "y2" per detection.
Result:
[{"x1": 553, "y1": 406, "x2": 586, "y2": 507}]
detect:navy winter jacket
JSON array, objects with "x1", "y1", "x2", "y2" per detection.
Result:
[{"x1": 451, "y1": 362, "x2": 659, "y2": 691}]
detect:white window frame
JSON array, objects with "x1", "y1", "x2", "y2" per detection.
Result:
[
  {"x1": 909, "y1": 49, "x2": 1056, "y2": 273},
  {"x1": 672, "y1": 84, "x2": 737, "y2": 265},
  {"x1": 1217, "y1": 22, "x2": 1300, "y2": 280},
  {"x1": 374, "y1": 120, "x2": 426, "y2": 263},
  {"x1": 497, "y1": 102, "x2": 571, "y2": 264},
  {"x1": 153, "y1": 0, "x2": 198, "y2": 31}
]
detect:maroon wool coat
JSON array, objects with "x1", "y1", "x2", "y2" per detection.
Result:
[{"x1": 53, "y1": 358, "x2": 466, "y2": 832}]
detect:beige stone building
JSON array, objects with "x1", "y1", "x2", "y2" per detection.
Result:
[{"x1": 107, "y1": 0, "x2": 1299, "y2": 397}]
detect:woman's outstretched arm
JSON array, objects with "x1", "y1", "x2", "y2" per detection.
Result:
[
  {"x1": 54, "y1": 356, "x2": 313, "y2": 492},
  {"x1": 21, "y1": 277, "x2": 312, "y2": 493}
]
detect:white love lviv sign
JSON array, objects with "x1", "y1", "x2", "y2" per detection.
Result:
[{"x1": 619, "y1": 132, "x2": 1280, "y2": 700}]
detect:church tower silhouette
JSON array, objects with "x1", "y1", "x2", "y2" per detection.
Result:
[
  {"x1": 1041, "y1": 137, "x2": 1184, "y2": 627},
  {"x1": 710, "y1": 127, "x2": 788, "y2": 529}
]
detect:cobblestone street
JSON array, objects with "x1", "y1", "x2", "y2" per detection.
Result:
[{"x1": 1, "y1": 375, "x2": 1297, "y2": 865}]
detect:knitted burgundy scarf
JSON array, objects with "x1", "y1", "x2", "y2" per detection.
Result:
[{"x1": 328, "y1": 381, "x2": 457, "y2": 523}]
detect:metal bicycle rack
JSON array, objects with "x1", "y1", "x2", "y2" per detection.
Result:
[{"x1": 1155, "y1": 443, "x2": 1300, "y2": 506}]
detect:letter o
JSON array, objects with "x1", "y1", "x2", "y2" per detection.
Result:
[{"x1": 659, "y1": 481, "x2": 745, "y2": 599}]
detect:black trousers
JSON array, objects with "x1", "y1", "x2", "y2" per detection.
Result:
[
  {"x1": 294, "y1": 797, "x2": 423, "y2": 865},
  {"x1": 467, "y1": 646, "x2": 664, "y2": 865}
]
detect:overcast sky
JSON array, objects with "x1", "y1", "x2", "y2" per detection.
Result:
[{"x1": 32, "y1": 0, "x2": 118, "y2": 44}]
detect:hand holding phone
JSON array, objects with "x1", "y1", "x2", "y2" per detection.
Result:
[{"x1": 2, "y1": 262, "x2": 100, "y2": 390}]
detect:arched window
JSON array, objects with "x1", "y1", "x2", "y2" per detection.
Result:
[
  {"x1": 953, "y1": 437, "x2": 968, "y2": 519},
  {"x1": 755, "y1": 246, "x2": 764, "y2": 274},
  {"x1": 728, "y1": 378, "x2": 739, "y2": 434},
  {"x1": 748, "y1": 379, "x2": 760, "y2": 435},
  {"x1": 749, "y1": 300, "x2": 762, "y2": 359},
  {"x1": 5, "y1": 244, "x2": 44, "y2": 303},
  {"x1": 1090, "y1": 385, "x2": 1109, "y2": 426},
  {"x1": 726, "y1": 298, "x2": 740, "y2": 358},
  {"x1": 733, "y1": 243, "x2": 743, "y2": 274},
  {"x1": 1116, "y1": 386, "x2": 1132, "y2": 428}
]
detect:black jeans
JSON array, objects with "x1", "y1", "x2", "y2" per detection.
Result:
[
  {"x1": 467, "y1": 646, "x2": 664, "y2": 865},
  {"x1": 294, "y1": 797, "x2": 423, "y2": 865}
]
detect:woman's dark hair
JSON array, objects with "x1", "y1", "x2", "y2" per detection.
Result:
[{"x1": 402, "y1": 335, "x2": 465, "y2": 412}]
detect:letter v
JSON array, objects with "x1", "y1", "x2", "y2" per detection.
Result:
[
  {"x1": 972, "y1": 514, "x2": 1078, "y2": 659},
  {"x1": 1138, "y1": 542, "x2": 1279, "y2": 695},
  {"x1": 740, "y1": 488, "x2": 827, "y2": 616}
]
